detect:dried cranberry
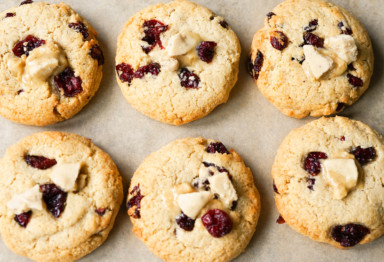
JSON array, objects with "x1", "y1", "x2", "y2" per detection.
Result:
[
  {"x1": 206, "y1": 142, "x2": 229, "y2": 154},
  {"x1": 25, "y1": 155, "x2": 57, "y2": 170},
  {"x1": 273, "y1": 181, "x2": 279, "y2": 194},
  {"x1": 331, "y1": 223, "x2": 370, "y2": 247},
  {"x1": 127, "y1": 185, "x2": 144, "y2": 219},
  {"x1": 197, "y1": 41, "x2": 217, "y2": 63},
  {"x1": 12, "y1": 35, "x2": 45, "y2": 57},
  {"x1": 304, "y1": 19, "x2": 318, "y2": 32},
  {"x1": 20, "y1": 0, "x2": 33, "y2": 5},
  {"x1": 340, "y1": 136, "x2": 346, "y2": 141},
  {"x1": 303, "y1": 32, "x2": 324, "y2": 48},
  {"x1": 351, "y1": 146, "x2": 376, "y2": 165},
  {"x1": 230, "y1": 200, "x2": 237, "y2": 210},
  {"x1": 40, "y1": 184, "x2": 67, "y2": 218},
  {"x1": 219, "y1": 20, "x2": 228, "y2": 29},
  {"x1": 249, "y1": 50, "x2": 264, "y2": 80},
  {"x1": 116, "y1": 63, "x2": 134, "y2": 85},
  {"x1": 202, "y1": 162, "x2": 229, "y2": 174},
  {"x1": 5, "y1": 12, "x2": 15, "y2": 18},
  {"x1": 304, "y1": 152, "x2": 328, "y2": 175},
  {"x1": 178, "y1": 68, "x2": 200, "y2": 89},
  {"x1": 54, "y1": 68, "x2": 83, "y2": 97},
  {"x1": 134, "y1": 63, "x2": 161, "y2": 78},
  {"x1": 141, "y1": 20, "x2": 168, "y2": 53},
  {"x1": 336, "y1": 102, "x2": 345, "y2": 112},
  {"x1": 348, "y1": 63, "x2": 356, "y2": 71},
  {"x1": 266, "y1": 12, "x2": 275, "y2": 20},
  {"x1": 201, "y1": 209, "x2": 233, "y2": 237},
  {"x1": 347, "y1": 74, "x2": 363, "y2": 88},
  {"x1": 338, "y1": 22, "x2": 353, "y2": 35},
  {"x1": 270, "y1": 31, "x2": 288, "y2": 51},
  {"x1": 176, "y1": 213, "x2": 195, "y2": 231},
  {"x1": 95, "y1": 208, "x2": 106, "y2": 216},
  {"x1": 276, "y1": 215, "x2": 285, "y2": 224},
  {"x1": 14, "y1": 211, "x2": 32, "y2": 227},
  {"x1": 68, "y1": 22, "x2": 89, "y2": 40},
  {"x1": 90, "y1": 45, "x2": 104, "y2": 66},
  {"x1": 307, "y1": 178, "x2": 316, "y2": 190}
]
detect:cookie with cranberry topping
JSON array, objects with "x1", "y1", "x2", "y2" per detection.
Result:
[
  {"x1": 249, "y1": 0, "x2": 373, "y2": 118},
  {"x1": 0, "y1": 2, "x2": 104, "y2": 126},
  {"x1": 0, "y1": 132, "x2": 123, "y2": 261},
  {"x1": 272, "y1": 116, "x2": 384, "y2": 248},
  {"x1": 127, "y1": 137, "x2": 260, "y2": 261},
  {"x1": 115, "y1": 0, "x2": 241, "y2": 125}
]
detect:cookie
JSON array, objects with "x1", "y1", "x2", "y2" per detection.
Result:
[
  {"x1": 249, "y1": 0, "x2": 374, "y2": 118},
  {"x1": 115, "y1": 0, "x2": 241, "y2": 125},
  {"x1": 0, "y1": 1, "x2": 104, "y2": 126},
  {"x1": 126, "y1": 137, "x2": 260, "y2": 262},
  {"x1": 0, "y1": 131, "x2": 123, "y2": 261},
  {"x1": 272, "y1": 116, "x2": 384, "y2": 248}
]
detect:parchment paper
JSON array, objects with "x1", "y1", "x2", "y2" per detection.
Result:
[{"x1": 0, "y1": 0, "x2": 383, "y2": 261}]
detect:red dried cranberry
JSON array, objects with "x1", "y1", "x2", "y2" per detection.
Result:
[
  {"x1": 12, "y1": 35, "x2": 45, "y2": 57},
  {"x1": 347, "y1": 74, "x2": 363, "y2": 88},
  {"x1": 54, "y1": 68, "x2": 83, "y2": 97},
  {"x1": 25, "y1": 155, "x2": 57, "y2": 170},
  {"x1": 303, "y1": 32, "x2": 324, "y2": 48},
  {"x1": 68, "y1": 22, "x2": 89, "y2": 40},
  {"x1": 276, "y1": 215, "x2": 285, "y2": 224},
  {"x1": 338, "y1": 22, "x2": 353, "y2": 35},
  {"x1": 116, "y1": 63, "x2": 134, "y2": 85},
  {"x1": 95, "y1": 208, "x2": 106, "y2": 216},
  {"x1": 40, "y1": 184, "x2": 67, "y2": 218},
  {"x1": 134, "y1": 63, "x2": 161, "y2": 78},
  {"x1": 178, "y1": 68, "x2": 200, "y2": 89},
  {"x1": 273, "y1": 181, "x2": 279, "y2": 194},
  {"x1": 5, "y1": 12, "x2": 15, "y2": 18},
  {"x1": 249, "y1": 51, "x2": 264, "y2": 80},
  {"x1": 270, "y1": 31, "x2": 288, "y2": 51},
  {"x1": 336, "y1": 103, "x2": 345, "y2": 112},
  {"x1": 307, "y1": 178, "x2": 316, "y2": 190},
  {"x1": 201, "y1": 209, "x2": 233, "y2": 237},
  {"x1": 351, "y1": 146, "x2": 376, "y2": 165},
  {"x1": 331, "y1": 223, "x2": 370, "y2": 247},
  {"x1": 304, "y1": 152, "x2": 328, "y2": 176},
  {"x1": 176, "y1": 213, "x2": 195, "y2": 231},
  {"x1": 304, "y1": 19, "x2": 318, "y2": 32},
  {"x1": 206, "y1": 142, "x2": 229, "y2": 154},
  {"x1": 14, "y1": 211, "x2": 32, "y2": 227},
  {"x1": 219, "y1": 20, "x2": 228, "y2": 29},
  {"x1": 90, "y1": 45, "x2": 104, "y2": 66},
  {"x1": 197, "y1": 41, "x2": 217, "y2": 63},
  {"x1": 141, "y1": 20, "x2": 168, "y2": 54},
  {"x1": 127, "y1": 185, "x2": 144, "y2": 219},
  {"x1": 266, "y1": 12, "x2": 275, "y2": 20},
  {"x1": 20, "y1": 0, "x2": 33, "y2": 5},
  {"x1": 340, "y1": 136, "x2": 345, "y2": 141}
]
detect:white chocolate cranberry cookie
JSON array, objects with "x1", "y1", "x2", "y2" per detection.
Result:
[
  {"x1": 272, "y1": 116, "x2": 384, "y2": 248},
  {"x1": 0, "y1": 131, "x2": 123, "y2": 261},
  {"x1": 0, "y1": 1, "x2": 104, "y2": 126},
  {"x1": 249, "y1": 0, "x2": 374, "y2": 118},
  {"x1": 127, "y1": 138, "x2": 260, "y2": 261},
  {"x1": 115, "y1": 0, "x2": 241, "y2": 125}
]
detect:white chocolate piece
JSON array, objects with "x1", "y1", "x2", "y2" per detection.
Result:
[
  {"x1": 302, "y1": 45, "x2": 334, "y2": 79},
  {"x1": 325, "y1": 35, "x2": 358, "y2": 64},
  {"x1": 323, "y1": 158, "x2": 358, "y2": 200},
  {"x1": 177, "y1": 191, "x2": 212, "y2": 219},
  {"x1": 167, "y1": 30, "x2": 200, "y2": 56},
  {"x1": 7, "y1": 185, "x2": 43, "y2": 214},
  {"x1": 160, "y1": 58, "x2": 179, "y2": 71},
  {"x1": 208, "y1": 172, "x2": 238, "y2": 208},
  {"x1": 50, "y1": 162, "x2": 82, "y2": 191}
]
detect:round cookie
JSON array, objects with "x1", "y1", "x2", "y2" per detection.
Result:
[
  {"x1": 0, "y1": 1, "x2": 104, "y2": 126},
  {"x1": 0, "y1": 131, "x2": 123, "y2": 261},
  {"x1": 249, "y1": 0, "x2": 373, "y2": 118},
  {"x1": 127, "y1": 137, "x2": 260, "y2": 261},
  {"x1": 115, "y1": 0, "x2": 241, "y2": 125},
  {"x1": 272, "y1": 116, "x2": 384, "y2": 248}
]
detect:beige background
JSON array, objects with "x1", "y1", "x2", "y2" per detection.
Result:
[{"x1": 0, "y1": 0, "x2": 383, "y2": 261}]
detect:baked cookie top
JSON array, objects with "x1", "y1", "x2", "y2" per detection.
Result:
[
  {"x1": 127, "y1": 137, "x2": 260, "y2": 262},
  {"x1": 115, "y1": 0, "x2": 241, "y2": 125},
  {"x1": 0, "y1": 132, "x2": 123, "y2": 261},
  {"x1": 272, "y1": 116, "x2": 384, "y2": 248},
  {"x1": 249, "y1": 0, "x2": 373, "y2": 118},
  {"x1": 0, "y1": 1, "x2": 104, "y2": 126}
]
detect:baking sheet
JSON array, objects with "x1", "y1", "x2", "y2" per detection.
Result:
[{"x1": 0, "y1": 0, "x2": 383, "y2": 261}]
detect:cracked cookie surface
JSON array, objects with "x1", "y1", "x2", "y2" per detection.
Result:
[
  {"x1": 115, "y1": 0, "x2": 241, "y2": 125},
  {"x1": 0, "y1": 132, "x2": 123, "y2": 261},
  {"x1": 0, "y1": 2, "x2": 103, "y2": 126}
]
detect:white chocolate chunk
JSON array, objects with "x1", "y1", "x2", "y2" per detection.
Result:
[
  {"x1": 50, "y1": 162, "x2": 82, "y2": 191},
  {"x1": 167, "y1": 30, "x2": 200, "y2": 56},
  {"x1": 177, "y1": 191, "x2": 212, "y2": 219},
  {"x1": 208, "y1": 172, "x2": 238, "y2": 208},
  {"x1": 324, "y1": 35, "x2": 358, "y2": 64},
  {"x1": 6, "y1": 55, "x2": 25, "y2": 78},
  {"x1": 7, "y1": 185, "x2": 43, "y2": 214},
  {"x1": 160, "y1": 58, "x2": 179, "y2": 71},
  {"x1": 323, "y1": 158, "x2": 358, "y2": 200},
  {"x1": 302, "y1": 45, "x2": 334, "y2": 79}
]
